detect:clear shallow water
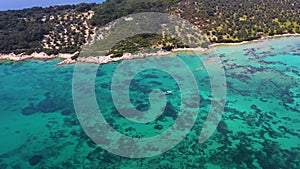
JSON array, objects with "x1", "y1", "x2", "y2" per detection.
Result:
[{"x1": 0, "y1": 37, "x2": 299, "y2": 168}]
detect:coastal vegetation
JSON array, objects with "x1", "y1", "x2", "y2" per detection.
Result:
[
  {"x1": 169, "y1": 0, "x2": 300, "y2": 43},
  {"x1": 0, "y1": 4, "x2": 96, "y2": 55},
  {"x1": 106, "y1": 33, "x2": 187, "y2": 58},
  {"x1": 0, "y1": 0, "x2": 299, "y2": 57}
]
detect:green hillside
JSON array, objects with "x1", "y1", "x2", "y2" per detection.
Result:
[{"x1": 0, "y1": 0, "x2": 299, "y2": 56}]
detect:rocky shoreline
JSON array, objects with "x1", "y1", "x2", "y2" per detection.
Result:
[
  {"x1": 76, "y1": 51, "x2": 173, "y2": 65},
  {"x1": 0, "y1": 52, "x2": 78, "y2": 65},
  {"x1": 1, "y1": 34, "x2": 299, "y2": 66}
]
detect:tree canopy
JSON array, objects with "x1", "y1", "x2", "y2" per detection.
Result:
[{"x1": 0, "y1": 0, "x2": 299, "y2": 55}]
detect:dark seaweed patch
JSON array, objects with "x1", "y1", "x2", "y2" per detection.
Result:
[
  {"x1": 125, "y1": 127, "x2": 135, "y2": 132},
  {"x1": 100, "y1": 83, "x2": 110, "y2": 89},
  {"x1": 69, "y1": 130, "x2": 77, "y2": 136},
  {"x1": 29, "y1": 155, "x2": 43, "y2": 166},
  {"x1": 61, "y1": 109, "x2": 72, "y2": 116},
  {"x1": 216, "y1": 121, "x2": 228, "y2": 135},
  {"x1": 135, "y1": 103, "x2": 150, "y2": 112},
  {"x1": 154, "y1": 125, "x2": 163, "y2": 130},
  {"x1": 0, "y1": 164, "x2": 8, "y2": 169},
  {"x1": 21, "y1": 106, "x2": 38, "y2": 116},
  {"x1": 163, "y1": 102, "x2": 178, "y2": 120},
  {"x1": 64, "y1": 117, "x2": 79, "y2": 127},
  {"x1": 150, "y1": 81, "x2": 163, "y2": 86},
  {"x1": 37, "y1": 96, "x2": 65, "y2": 113},
  {"x1": 143, "y1": 74, "x2": 159, "y2": 79},
  {"x1": 259, "y1": 97, "x2": 268, "y2": 102},
  {"x1": 250, "y1": 105, "x2": 262, "y2": 113},
  {"x1": 96, "y1": 70, "x2": 106, "y2": 76},
  {"x1": 232, "y1": 144, "x2": 254, "y2": 165}
]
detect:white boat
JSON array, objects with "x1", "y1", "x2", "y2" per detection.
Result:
[{"x1": 163, "y1": 90, "x2": 173, "y2": 95}]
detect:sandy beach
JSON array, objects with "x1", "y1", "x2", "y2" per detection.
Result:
[{"x1": 208, "y1": 33, "x2": 300, "y2": 48}]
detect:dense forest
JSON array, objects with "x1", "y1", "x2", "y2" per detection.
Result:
[
  {"x1": 169, "y1": 0, "x2": 300, "y2": 43},
  {"x1": 0, "y1": 0, "x2": 299, "y2": 56},
  {"x1": 0, "y1": 3, "x2": 96, "y2": 55}
]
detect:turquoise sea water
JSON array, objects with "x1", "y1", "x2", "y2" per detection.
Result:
[{"x1": 0, "y1": 37, "x2": 299, "y2": 168}]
